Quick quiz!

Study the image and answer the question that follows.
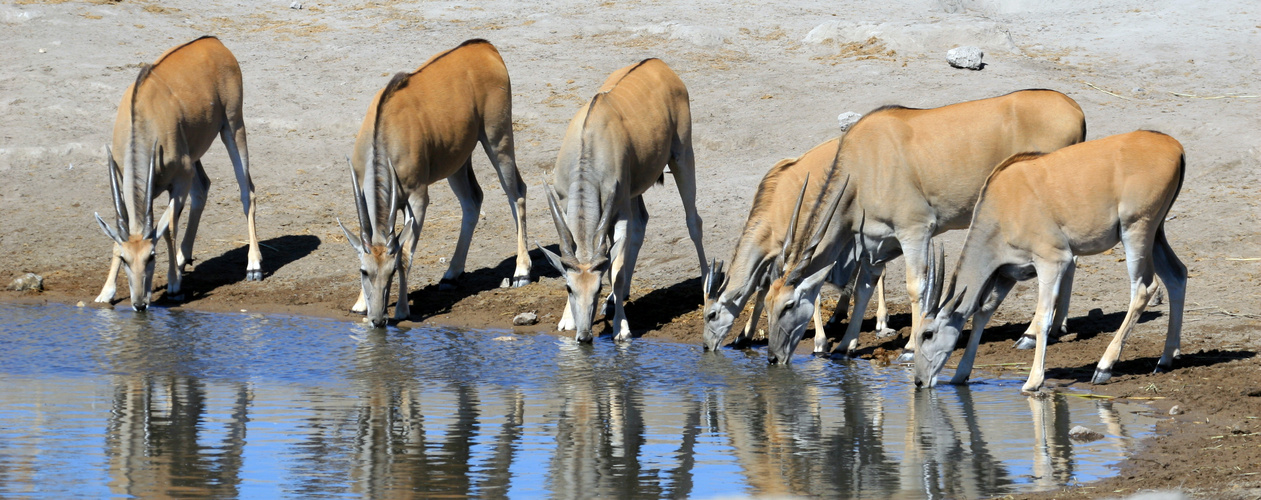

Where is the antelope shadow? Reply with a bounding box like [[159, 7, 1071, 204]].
[[160, 234, 321, 301], [400, 245, 560, 322], [1047, 348, 1257, 384]]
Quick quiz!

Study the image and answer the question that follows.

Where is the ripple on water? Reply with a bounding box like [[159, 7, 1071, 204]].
[[0, 302, 1155, 499]]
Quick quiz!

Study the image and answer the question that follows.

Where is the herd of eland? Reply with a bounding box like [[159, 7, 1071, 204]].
[[92, 37, 1187, 393]]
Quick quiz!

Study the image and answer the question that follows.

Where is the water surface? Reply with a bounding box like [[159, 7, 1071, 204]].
[[0, 303, 1155, 498]]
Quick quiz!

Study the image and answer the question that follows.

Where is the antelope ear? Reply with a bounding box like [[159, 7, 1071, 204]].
[[797, 262, 836, 302], [395, 215, 417, 258], [937, 285, 968, 320], [149, 206, 174, 242], [537, 242, 567, 276], [95, 212, 126, 244], [337, 217, 366, 253]]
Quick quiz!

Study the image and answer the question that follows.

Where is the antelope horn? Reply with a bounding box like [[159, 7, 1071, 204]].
[[385, 156, 400, 234], [592, 190, 619, 257], [105, 145, 128, 236], [789, 174, 849, 281], [704, 258, 725, 299], [924, 240, 946, 314], [780, 173, 810, 267], [544, 184, 577, 260], [347, 156, 372, 246], [143, 142, 159, 234]]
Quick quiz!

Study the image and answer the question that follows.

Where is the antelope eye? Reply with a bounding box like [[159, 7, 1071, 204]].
[[706, 311, 716, 321], [783, 300, 795, 310], [565, 285, 573, 295], [922, 330, 935, 341], [360, 269, 368, 277]]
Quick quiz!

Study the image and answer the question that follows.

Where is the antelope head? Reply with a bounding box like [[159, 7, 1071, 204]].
[[701, 257, 733, 350], [338, 158, 415, 328], [539, 184, 617, 343], [94, 143, 173, 312], [913, 241, 967, 388], [764, 175, 846, 365]]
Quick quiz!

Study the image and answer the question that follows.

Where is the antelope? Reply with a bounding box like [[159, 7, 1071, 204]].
[[339, 39, 533, 328], [762, 89, 1087, 364], [703, 139, 880, 352], [541, 58, 707, 342], [93, 36, 263, 312], [912, 131, 1187, 393]]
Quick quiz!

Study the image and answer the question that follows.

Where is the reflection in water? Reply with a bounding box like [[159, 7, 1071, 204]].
[[0, 303, 1154, 499]]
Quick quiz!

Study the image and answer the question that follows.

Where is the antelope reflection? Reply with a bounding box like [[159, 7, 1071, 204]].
[[343, 328, 526, 498], [99, 310, 251, 498]]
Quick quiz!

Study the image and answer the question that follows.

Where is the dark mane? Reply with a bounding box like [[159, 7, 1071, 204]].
[[979, 152, 1047, 196], [129, 36, 217, 157], [371, 71, 411, 165], [607, 58, 656, 90]]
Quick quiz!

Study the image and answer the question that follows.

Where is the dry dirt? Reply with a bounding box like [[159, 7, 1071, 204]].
[[2, 0, 1260, 498]]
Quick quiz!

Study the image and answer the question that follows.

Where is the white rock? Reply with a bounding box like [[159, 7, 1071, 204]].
[[947, 46, 984, 69], [1068, 425, 1104, 442], [289, 1, 303, 9], [513, 311, 539, 326], [1168, 405, 1183, 415], [7, 273, 42, 292], [837, 112, 863, 132]]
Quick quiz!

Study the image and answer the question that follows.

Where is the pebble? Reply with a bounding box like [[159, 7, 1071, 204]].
[[946, 46, 984, 70], [289, 1, 303, 9], [76, 301, 85, 307], [1068, 425, 1104, 442], [513, 311, 539, 326], [7, 273, 43, 292], [1168, 405, 1182, 415]]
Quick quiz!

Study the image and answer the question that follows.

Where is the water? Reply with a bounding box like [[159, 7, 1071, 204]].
[[0, 303, 1156, 499]]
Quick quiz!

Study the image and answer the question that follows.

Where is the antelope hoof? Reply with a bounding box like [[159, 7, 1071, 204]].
[[511, 275, 531, 288], [557, 317, 575, 331], [1091, 367, 1113, 385], [438, 278, 459, 291], [875, 327, 897, 339], [166, 292, 185, 302], [895, 351, 915, 363], [1153, 362, 1173, 374], [93, 291, 115, 303], [350, 305, 367, 315], [1013, 335, 1036, 350], [730, 337, 752, 350], [246, 269, 263, 281]]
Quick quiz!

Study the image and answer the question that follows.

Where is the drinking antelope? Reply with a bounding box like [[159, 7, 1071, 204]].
[[702, 139, 871, 353], [764, 89, 1087, 364], [542, 58, 707, 342], [93, 36, 263, 312], [340, 39, 532, 328], [912, 131, 1187, 392]]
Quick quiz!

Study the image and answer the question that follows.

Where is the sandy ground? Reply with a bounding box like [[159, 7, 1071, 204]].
[[2, 0, 1260, 497]]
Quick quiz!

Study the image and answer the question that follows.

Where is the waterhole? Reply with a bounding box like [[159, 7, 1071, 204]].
[[0, 303, 1155, 498]]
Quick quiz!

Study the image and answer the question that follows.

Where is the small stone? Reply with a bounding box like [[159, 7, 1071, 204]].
[[837, 112, 863, 132], [946, 46, 984, 70], [493, 336, 516, 341], [7, 273, 43, 292], [500, 278, 511, 288], [1068, 425, 1105, 442], [289, 1, 303, 8], [1168, 405, 1182, 415], [513, 311, 539, 326], [76, 301, 86, 307], [38, 48, 46, 54]]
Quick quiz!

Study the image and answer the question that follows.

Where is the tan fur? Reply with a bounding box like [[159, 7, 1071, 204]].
[[95, 36, 262, 310], [913, 131, 1187, 392], [826, 90, 1087, 357], [546, 59, 707, 342], [705, 138, 864, 353], [344, 39, 532, 327]]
